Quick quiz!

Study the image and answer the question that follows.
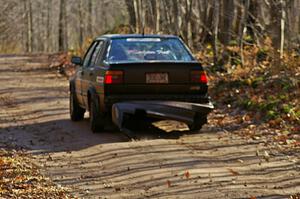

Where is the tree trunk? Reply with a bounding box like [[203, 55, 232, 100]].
[[186, 0, 193, 49], [58, 0, 67, 51], [173, 0, 180, 35], [87, 0, 93, 38], [280, 0, 286, 58], [162, 0, 172, 34], [239, 0, 250, 67], [270, 0, 282, 66], [198, 0, 211, 45], [212, 0, 220, 67], [155, 0, 161, 33], [38, 3, 44, 52], [46, 0, 51, 52], [147, 0, 155, 32], [221, 0, 235, 65], [133, 0, 141, 33], [221, 0, 234, 45], [78, 0, 84, 49], [125, 0, 136, 32], [25, 0, 33, 53], [140, 0, 146, 33]]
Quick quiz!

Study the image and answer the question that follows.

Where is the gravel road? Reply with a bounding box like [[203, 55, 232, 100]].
[[0, 55, 299, 198]]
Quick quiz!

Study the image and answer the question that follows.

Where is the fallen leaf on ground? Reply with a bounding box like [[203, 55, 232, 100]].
[[47, 155, 53, 161], [227, 168, 240, 175], [184, 171, 190, 179], [166, 180, 171, 187], [263, 151, 270, 162]]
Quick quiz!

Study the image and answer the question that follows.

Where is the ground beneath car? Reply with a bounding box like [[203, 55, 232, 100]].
[[0, 54, 299, 198]]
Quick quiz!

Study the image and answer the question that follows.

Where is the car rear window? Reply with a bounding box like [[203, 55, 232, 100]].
[[106, 37, 194, 62]]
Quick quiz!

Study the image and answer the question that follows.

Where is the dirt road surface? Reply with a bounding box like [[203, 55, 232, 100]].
[[0, 55, 299, 198]]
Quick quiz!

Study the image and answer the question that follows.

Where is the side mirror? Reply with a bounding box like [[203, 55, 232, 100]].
[[71, 56, 82, 65]]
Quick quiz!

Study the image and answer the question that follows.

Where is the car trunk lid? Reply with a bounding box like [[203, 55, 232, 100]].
[[105, 61, 208, 95]]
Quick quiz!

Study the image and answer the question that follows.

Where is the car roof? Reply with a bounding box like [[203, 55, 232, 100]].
[[96, 34, 180, 40]]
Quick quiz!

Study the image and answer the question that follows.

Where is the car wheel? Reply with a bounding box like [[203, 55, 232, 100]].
[[188, 114, 207, 131], [70, 92, 85, 121], [89, 95, 105, 133]]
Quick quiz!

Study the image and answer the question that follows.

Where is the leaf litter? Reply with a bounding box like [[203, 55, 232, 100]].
[[0, 148, 71, 198]]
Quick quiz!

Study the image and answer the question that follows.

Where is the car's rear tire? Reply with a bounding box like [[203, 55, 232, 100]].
[[89, 95, 105, 133], [70, 92, 85, 121], [188, 113, 207, 131]]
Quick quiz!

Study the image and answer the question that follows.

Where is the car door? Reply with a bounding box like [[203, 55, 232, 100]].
[[78, 41, 98, 106], [81, 40, 105, 107]]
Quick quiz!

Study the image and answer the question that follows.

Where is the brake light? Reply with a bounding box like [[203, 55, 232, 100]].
[[104, 70, 123, 84], [191, 71, 208, 84]]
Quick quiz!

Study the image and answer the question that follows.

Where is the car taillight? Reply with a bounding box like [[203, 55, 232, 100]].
[[190, 71, 208, 84], [105, 70, 123, 84]]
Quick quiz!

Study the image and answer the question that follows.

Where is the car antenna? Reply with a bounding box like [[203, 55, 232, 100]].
[[179, 34, 184, 41], [142, 23, 145, 37], [142, 25, 145, 37]]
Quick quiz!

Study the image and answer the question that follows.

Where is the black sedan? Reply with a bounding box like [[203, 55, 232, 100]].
[[69, 34, 213, 132]]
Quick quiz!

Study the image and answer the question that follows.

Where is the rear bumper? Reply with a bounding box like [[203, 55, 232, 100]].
[[111, 100, 214, 129], [105, 94, 210, 107]]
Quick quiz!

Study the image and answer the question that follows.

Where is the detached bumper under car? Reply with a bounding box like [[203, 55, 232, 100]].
[[111, 100, 214, 130]]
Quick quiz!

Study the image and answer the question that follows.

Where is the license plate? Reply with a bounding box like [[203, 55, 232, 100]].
[[146, 73, 169, 84]]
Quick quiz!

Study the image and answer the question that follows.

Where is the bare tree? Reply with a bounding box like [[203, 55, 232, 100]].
[[1, 0, 300, 56], [87, 0, 92, 38], [78, 0, 84, 48], [133, 0, 141, 33], [212, 0, 220, 66], [280, 0, 286, 58], [58, 0, 67, 51], [125, 0, 136, 32], [239, 0, 250, 67], [269, 0, 284, 65], [24, 0, 33, 52], [155, 0, 161, 33], [46, 0, 52, 52]]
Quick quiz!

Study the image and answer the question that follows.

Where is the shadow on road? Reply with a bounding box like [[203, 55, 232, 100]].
[[2, 114, 211, 155]]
